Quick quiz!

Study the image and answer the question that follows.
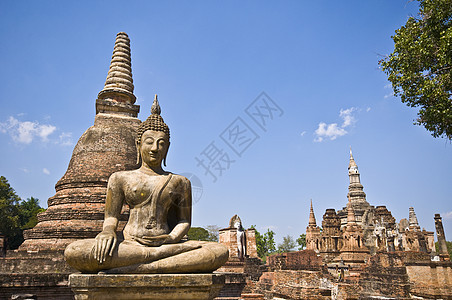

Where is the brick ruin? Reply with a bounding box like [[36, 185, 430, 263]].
[[218, 215, 258, 262], [216, 215, 263, 299], [237, 150, 451, 299], [305, 150, 442, 262]]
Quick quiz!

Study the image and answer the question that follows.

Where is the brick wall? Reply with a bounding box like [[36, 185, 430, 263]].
[[266, 250, 322, 271]]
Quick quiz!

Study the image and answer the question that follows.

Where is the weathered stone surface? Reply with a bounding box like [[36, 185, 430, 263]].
[[0, 251, 74, 299], [320, 208, 342, 261], [359, 252, 411, 299], [0, 273, 72, 300], [69, 273, 225, 300], [240, 293, 264, 300], [20, 113, 140, 252], [251, 269, 337, 300], [266, 250, 322, 272], [337, 149, 373, 229], [435, 213, 450, 260], [97, 32, 139, 117], [214, 272, 247, 299], [305, 202, 322, 254]]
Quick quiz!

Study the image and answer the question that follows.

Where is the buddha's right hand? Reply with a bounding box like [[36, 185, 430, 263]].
[[93, 231, 117, 264]]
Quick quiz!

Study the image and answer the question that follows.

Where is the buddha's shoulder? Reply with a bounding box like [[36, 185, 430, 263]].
[[170, 173, 191, 186]]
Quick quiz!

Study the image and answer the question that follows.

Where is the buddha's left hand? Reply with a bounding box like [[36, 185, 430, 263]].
[[138, 234, 175, 246], [94, 230, 117, 263]]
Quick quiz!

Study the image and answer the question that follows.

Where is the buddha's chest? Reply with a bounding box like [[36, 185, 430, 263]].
[[122, 175, 181, 208]]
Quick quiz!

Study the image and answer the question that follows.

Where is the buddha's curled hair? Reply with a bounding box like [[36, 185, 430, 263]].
[[136, 95, 170, 145]]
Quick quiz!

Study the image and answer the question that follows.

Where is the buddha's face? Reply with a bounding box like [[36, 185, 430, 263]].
[[234, 221, 242, 229], [139, 130, 169, 167]]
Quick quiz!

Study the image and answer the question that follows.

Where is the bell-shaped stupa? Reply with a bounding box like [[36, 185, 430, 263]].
[[20, 32, 141, 251]]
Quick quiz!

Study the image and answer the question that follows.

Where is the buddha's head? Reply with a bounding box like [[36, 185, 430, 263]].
[[234, 220, 243, 231], [136, 95, 170, 167]]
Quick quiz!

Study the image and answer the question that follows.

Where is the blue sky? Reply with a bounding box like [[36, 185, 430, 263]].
[[0, 1, 451, 244]]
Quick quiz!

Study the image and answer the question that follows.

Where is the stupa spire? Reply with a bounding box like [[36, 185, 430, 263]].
[[348, 146, 358, 176], [96, 32, 139, 117], [409, 207, 420, 231], [347, 148, 367, 206], [309, 199, 317, 227]]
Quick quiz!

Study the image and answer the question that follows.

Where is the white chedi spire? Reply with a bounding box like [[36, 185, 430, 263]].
[[349, 146, 359, 175]]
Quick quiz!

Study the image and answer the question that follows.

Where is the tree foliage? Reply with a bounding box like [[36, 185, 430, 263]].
[[205, 225, 220, 242], [187, 226, 219, 242], [277, 235, 297, 253], [19, 197, 45, 230], [251, 225, 276, 259], [296, 233, 306, 250], [379, 0, 452, 139], [187, 227, 210, 241], [0, 176, 21, 249], [0, 176, 44, 249]]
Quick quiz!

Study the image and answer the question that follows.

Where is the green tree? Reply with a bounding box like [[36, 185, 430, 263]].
[[0, 176, 21, 249], [0, 177, 44, 249], [435, 241, 452, 257], [379, 0, 452, 139], [277, 235, 296, 253], [19, 197, 45, 230], [296, 233, 306, 250], [251, 225, 276, 260], [187, 227, 210, 241]]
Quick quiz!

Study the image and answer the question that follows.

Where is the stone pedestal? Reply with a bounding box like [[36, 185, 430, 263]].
[[69, 273, 225, 300]]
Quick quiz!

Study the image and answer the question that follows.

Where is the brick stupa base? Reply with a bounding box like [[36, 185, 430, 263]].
[[69, 273, 225, 300]]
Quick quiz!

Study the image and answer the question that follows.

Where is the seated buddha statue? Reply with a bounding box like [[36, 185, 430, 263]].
[[64, 96, 228, 273]]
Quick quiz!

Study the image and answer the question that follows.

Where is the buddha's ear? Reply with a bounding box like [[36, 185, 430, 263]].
[[135, 139, 141, 165], [163, 142, 170, 167]]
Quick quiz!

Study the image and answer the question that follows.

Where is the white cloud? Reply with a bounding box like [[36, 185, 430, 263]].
[[0, 116, 56, 144], [300, 131, 306, 137], [36, 124, 56, 142], [443, 211, 452, 220], [384, 92, 394, 99], [58, 132, 74, 146], [340, 107, 356, 127], [20, 168, 30, 173], [314, 107, 358, 142], [314, 123, 347, 142], [366, 107, 371, 112], [384, 83, 395, 99], [43, 168, 50, 175]]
